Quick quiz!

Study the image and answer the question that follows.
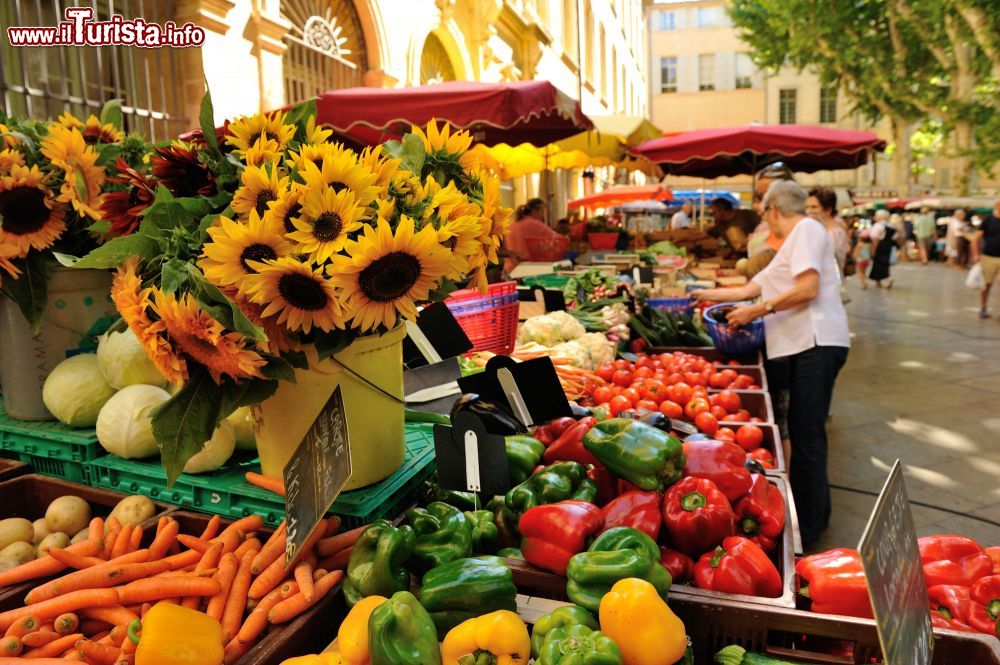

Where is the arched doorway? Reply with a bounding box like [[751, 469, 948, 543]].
[[420, 33, 457, 85], [282, 0, 368, 103]]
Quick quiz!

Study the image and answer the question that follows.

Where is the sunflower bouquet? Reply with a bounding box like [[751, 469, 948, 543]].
[[0, 102, 150, 329], [72, 91, 511, 482]]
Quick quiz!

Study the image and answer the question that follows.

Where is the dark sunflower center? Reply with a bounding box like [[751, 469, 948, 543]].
[[312, 212, 343, 242], [263, 130, 279, 142], [283, 202, 302, 234], [277, 272, 329, 311], [330, 180, 347, 194], [239, 243, 277, 273], [255, 189, 276, 217], [0, 186, 50, 235], [127, 186, 145, 208], [358, 251, 422, 303]]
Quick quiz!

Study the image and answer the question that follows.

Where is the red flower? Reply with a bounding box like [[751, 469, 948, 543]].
[[101, 157, 157, 236], [151, 143, 216, 198]]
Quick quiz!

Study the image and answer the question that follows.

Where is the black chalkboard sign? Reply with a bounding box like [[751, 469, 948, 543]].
[[858, 460, 934, 665], [283, 385, 353, 568]]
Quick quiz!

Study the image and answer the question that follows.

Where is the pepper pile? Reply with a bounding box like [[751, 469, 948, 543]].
[[798, 537, 1000, 637]]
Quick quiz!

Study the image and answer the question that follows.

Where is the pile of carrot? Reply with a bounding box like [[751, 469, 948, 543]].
[[0, 512, 368, 665]]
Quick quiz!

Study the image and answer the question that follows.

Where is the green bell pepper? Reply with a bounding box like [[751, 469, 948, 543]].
[[431, 486, 481, 512], [502, 461, 599, 527], [344, 519, 415, 607], [530, 605, 599, 657], [367, 590, 442, 665], [583, 418, 685, 491], [417, 556, 518, 638], [566, 526, 672, 613], [536, 624, 623, 665], [506, 434, 546, 485], [497, 547, 523, 559], [405, 501, 473, 573], [464, 510, 499, 555]]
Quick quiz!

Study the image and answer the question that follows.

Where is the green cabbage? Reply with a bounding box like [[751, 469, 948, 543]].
[[42, 354, 117, 427], [97, 329, 168, 389], [96, 385, 171, 459]]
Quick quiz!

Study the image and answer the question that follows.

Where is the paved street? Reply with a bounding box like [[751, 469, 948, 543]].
[[817, 261, 1000, 551]]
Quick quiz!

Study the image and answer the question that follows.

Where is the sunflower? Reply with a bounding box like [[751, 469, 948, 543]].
[[388, 169, 428, 216], [284, 142, 340, 174], [56, 112, 84, 130], [244, 257, 344, 334], [287, 186, 365, 262], [0, 124, 22, 150], [151, 142, 217, 197], [111, 257, 187, 384], [0, 164, 66, 255], [80, 115, 124, 144], [228, 290, 299, 355], [101, 157, 157, 236], [0, 149, 25, 173], [39, 125, 105, 220], [232, 164, 288, 219], [243, 137, 282, 168], [358, 145, 401, 189], [199, 209, 294, 294], [411, 119, 473, 155], [263, 187, 303, 235], [151, 288, 266, 384], [304, 116, 333, 144], [0, 241, 21, 286], [225, 110, 296, 155], [329, 215, 450, 332], [298, 150, 381, 208]]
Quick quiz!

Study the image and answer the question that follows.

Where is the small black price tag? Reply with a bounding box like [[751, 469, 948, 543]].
[[517, 287, 566, 313], [457, 355, 572, 427], [433, 412, 509, 497], [283, 385, 352, 569], [402, 301, 472, 368]]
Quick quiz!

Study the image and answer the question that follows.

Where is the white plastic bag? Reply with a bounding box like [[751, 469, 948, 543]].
[[966, 263, 985, 289]]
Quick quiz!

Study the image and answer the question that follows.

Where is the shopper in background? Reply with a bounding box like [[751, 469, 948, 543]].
[[806, 187, 849, 274], [693, 180, 850, 548], [945, 209, 969, 268], [708, 197, 758, 254], [954, 209, 972, 268], [670, 201, 694, 230], [914, 206, 937, 264], [976, 200, 1000, 319], [852, 231, 873, 290], [889, 213, 907, 263], [502, 198, 559, 275], [748, 163, 795, 256], [868, 209, 895, 289]]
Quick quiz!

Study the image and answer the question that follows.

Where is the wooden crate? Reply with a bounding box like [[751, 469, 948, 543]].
[[650, 346, 764, 367], [0, 458, 28, 483]]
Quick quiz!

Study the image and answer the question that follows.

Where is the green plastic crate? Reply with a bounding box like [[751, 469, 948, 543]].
[[520, 273, 571, 290], [0, 403, 102, 484], [88, 422, 438, 528]]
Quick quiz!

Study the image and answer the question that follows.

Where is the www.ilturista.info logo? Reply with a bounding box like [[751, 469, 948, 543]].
[[7, 7, 205, 48]]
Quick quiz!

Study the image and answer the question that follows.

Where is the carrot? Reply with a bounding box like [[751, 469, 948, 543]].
[[176, 534, 211, 553], [110, 525, 133, 560], [235, 587, 282, 646], [102, 519, 122, 560], [0, 590, 119, 631], [78, 620, 108, 637], [278, 580, 299, 599], [251, 523, 286, 575], [180, 541, 223, 609], [34, 622, 55, 634], [214, 529, 242, 555], [21, 631, 59, 648], [315, 525, 367, 558], [4, 615, 40, 638], [245, 472, 285, 496], [247, 552, 286, 601], [147, 519, 178, 560], [53, 614, 78, 636], [293, 560, 315, 603], [79, 608, 137, 628], [0, 539, 101, 587], [161, 549, 201, 571], [324, 516, 342, 537], [127, 526, 142, 554], [0, 637, 20, 657], [267, 570, 343, 624], [0, 659, 69, 664], [88, 518, 104, 545], [223, 636, 251, 665], [116, 577, 219, 605], [76, 639, 119, 664], [92, 631, 112, 643], [233, 537, 261, 560], [199, 516, 222, 541], [26, 561, 171, 604], [106, 550, 150, 566], [220, 550, 255, 643], [47, 548, 103, 570], [205, 553, 239, 621], [317, 545, 352, 572], [20, 632, 82, 658], [221, 515, 264, 541]]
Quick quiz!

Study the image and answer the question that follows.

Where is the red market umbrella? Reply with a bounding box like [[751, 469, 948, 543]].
[[315, 80, 593, 147], [567, 184, 673, 210], [631, 124, 886, 178]]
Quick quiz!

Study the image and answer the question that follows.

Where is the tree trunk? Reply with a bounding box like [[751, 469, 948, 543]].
[[890, 118, 913, 196], [950, 119, 974, 195]]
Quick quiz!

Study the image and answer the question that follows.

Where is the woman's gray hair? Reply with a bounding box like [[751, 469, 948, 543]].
[[761, 179, 807, 215], [874, 209, 890, 221]]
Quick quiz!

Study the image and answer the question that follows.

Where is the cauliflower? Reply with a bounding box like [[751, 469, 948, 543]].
[[577, 332, 615, 368], [517, 312, 586, 346], [551, 340, 593, 369]]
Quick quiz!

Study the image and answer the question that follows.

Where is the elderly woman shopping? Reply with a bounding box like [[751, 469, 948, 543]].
[[694, 180, 850, 549]]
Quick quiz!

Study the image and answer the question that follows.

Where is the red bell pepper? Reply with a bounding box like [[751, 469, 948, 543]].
[[928, 584, 972, 625], [659, 546, 695, 583], [694, 536, 782, 598], [682, 439, 752, 502], [661, 476, 734, 558], [519, 500, 604, 576], [732, 474, 784, 552], [746, 447, 776, 470], [533, 417, 577, 446], [969, 575, 1000, 635], [795, 548, 873, 618], [986, 546, 1000, 575], [918, 535, 992, 587], [543, 417, 599, 465], [601, 490, 662, 541], [587, 464, 617, 507], [931, 613, 976, 632]]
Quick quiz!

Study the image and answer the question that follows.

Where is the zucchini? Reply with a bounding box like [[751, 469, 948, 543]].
[[404, 408, 451, 425], [715, 644, 812, 665]]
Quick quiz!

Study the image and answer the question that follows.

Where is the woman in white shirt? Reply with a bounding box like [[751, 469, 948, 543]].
[[694, 180, 850, 548]]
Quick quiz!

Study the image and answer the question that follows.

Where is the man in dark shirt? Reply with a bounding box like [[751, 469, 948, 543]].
[[707, 198, 759, 253], [977, 200, 1000, 319]]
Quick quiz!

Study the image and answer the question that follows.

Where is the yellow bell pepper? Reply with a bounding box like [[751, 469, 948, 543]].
[[279, 654, 344, 665], [599, 578, 686, 665], [135, 603, 223, 665], [337, 594, 387, 665], [441, 610, 531, 665]]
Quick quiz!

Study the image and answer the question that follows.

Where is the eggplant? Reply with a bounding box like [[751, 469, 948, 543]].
[[450, 393, 527, 435]]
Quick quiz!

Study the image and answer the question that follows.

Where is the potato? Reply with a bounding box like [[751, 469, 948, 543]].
[[0, 556, 19, 573], [32, 519, 52, 546], [37, 532, 70, 558], [45, 496, 91, 536], [0, 518, 34, 551], [70, 527, 89, 545], [108, 495, 155, 527], [0, 541, 35, 565]]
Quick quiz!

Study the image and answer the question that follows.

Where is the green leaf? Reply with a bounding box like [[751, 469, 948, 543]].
[[87, 220, 111, 234], [160, 259, 190, 294], [72, 233, 154, 269], [0, 252, 55, 332], [383, 140, 403, 159], [177, 196, 211, 219], [398, 132, 426, 176], [219, 377, 277, 420], [152, 365, 222, 486], [283, 350, 309, 370], [185, 264, 266, 341], [261, 355, 296, 383], [313, 328, 356, 361], [199, 87, 219, 155], [1, 131, 34, 151], [285, 98, 319, 142], [100, 99, 124, 130], [52, 252, 79, 268]]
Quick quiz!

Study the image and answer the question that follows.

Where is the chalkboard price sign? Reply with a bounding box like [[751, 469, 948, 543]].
[[858, 460, 934, 665], [283, 385, 353, 568]]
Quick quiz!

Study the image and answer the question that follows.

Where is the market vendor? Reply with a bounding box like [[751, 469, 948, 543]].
[[706, 198, 759, 253], [693, 180, 850, 549], [502, 198, 562, 275]]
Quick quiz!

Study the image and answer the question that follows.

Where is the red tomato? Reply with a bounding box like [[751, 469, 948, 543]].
[[708, 372, 729, 389], [748, 384, 762, 390], [692, 386, 709, 398], [610, 385, 624, 396], [621, 388, 642, 406], [670, 382, 693, 405], [694, 411, 719, 436], [608, 395, 632, 416], [665, 373, 684, 386], [721, 413, 745, 423], [614, 359, 632, 370], [685, 372, 707, 387], [684, 397, 711, 420], [716, 427, 736, 442], [728, 360, 741, 366], [612, 370, 633, 387], [639, 380, 668, 402], [750, 417, 764, 423], [734, 409, 752, 422], [716, 391, 742, 414], [595, 363, 615, 382], [635, 356, 655, 370], [636, 399, 659, 412], [659, 400, 684, 419], [592, 386, 613, 404], [735, 424, 765, 451], [720, 369, 738, 385], [707, 394, 720, 407], [734, 375, 755, 389], [633, 366, 654, 380], [710, 405, 729, 420]]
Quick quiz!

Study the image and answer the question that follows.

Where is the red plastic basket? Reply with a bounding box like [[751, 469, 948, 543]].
[[525, 235, 569, 261], [446, 281, 516, 303], [588, 232, 619, 250], [445, 281, 520, 354]]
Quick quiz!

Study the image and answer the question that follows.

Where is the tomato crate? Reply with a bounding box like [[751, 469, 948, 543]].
[[713, 365, 767, 391], [88, 422, 437, 529], [649, 346, 764, 367], [717, 422, 785, 475], [0, 403, 104, 484]]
